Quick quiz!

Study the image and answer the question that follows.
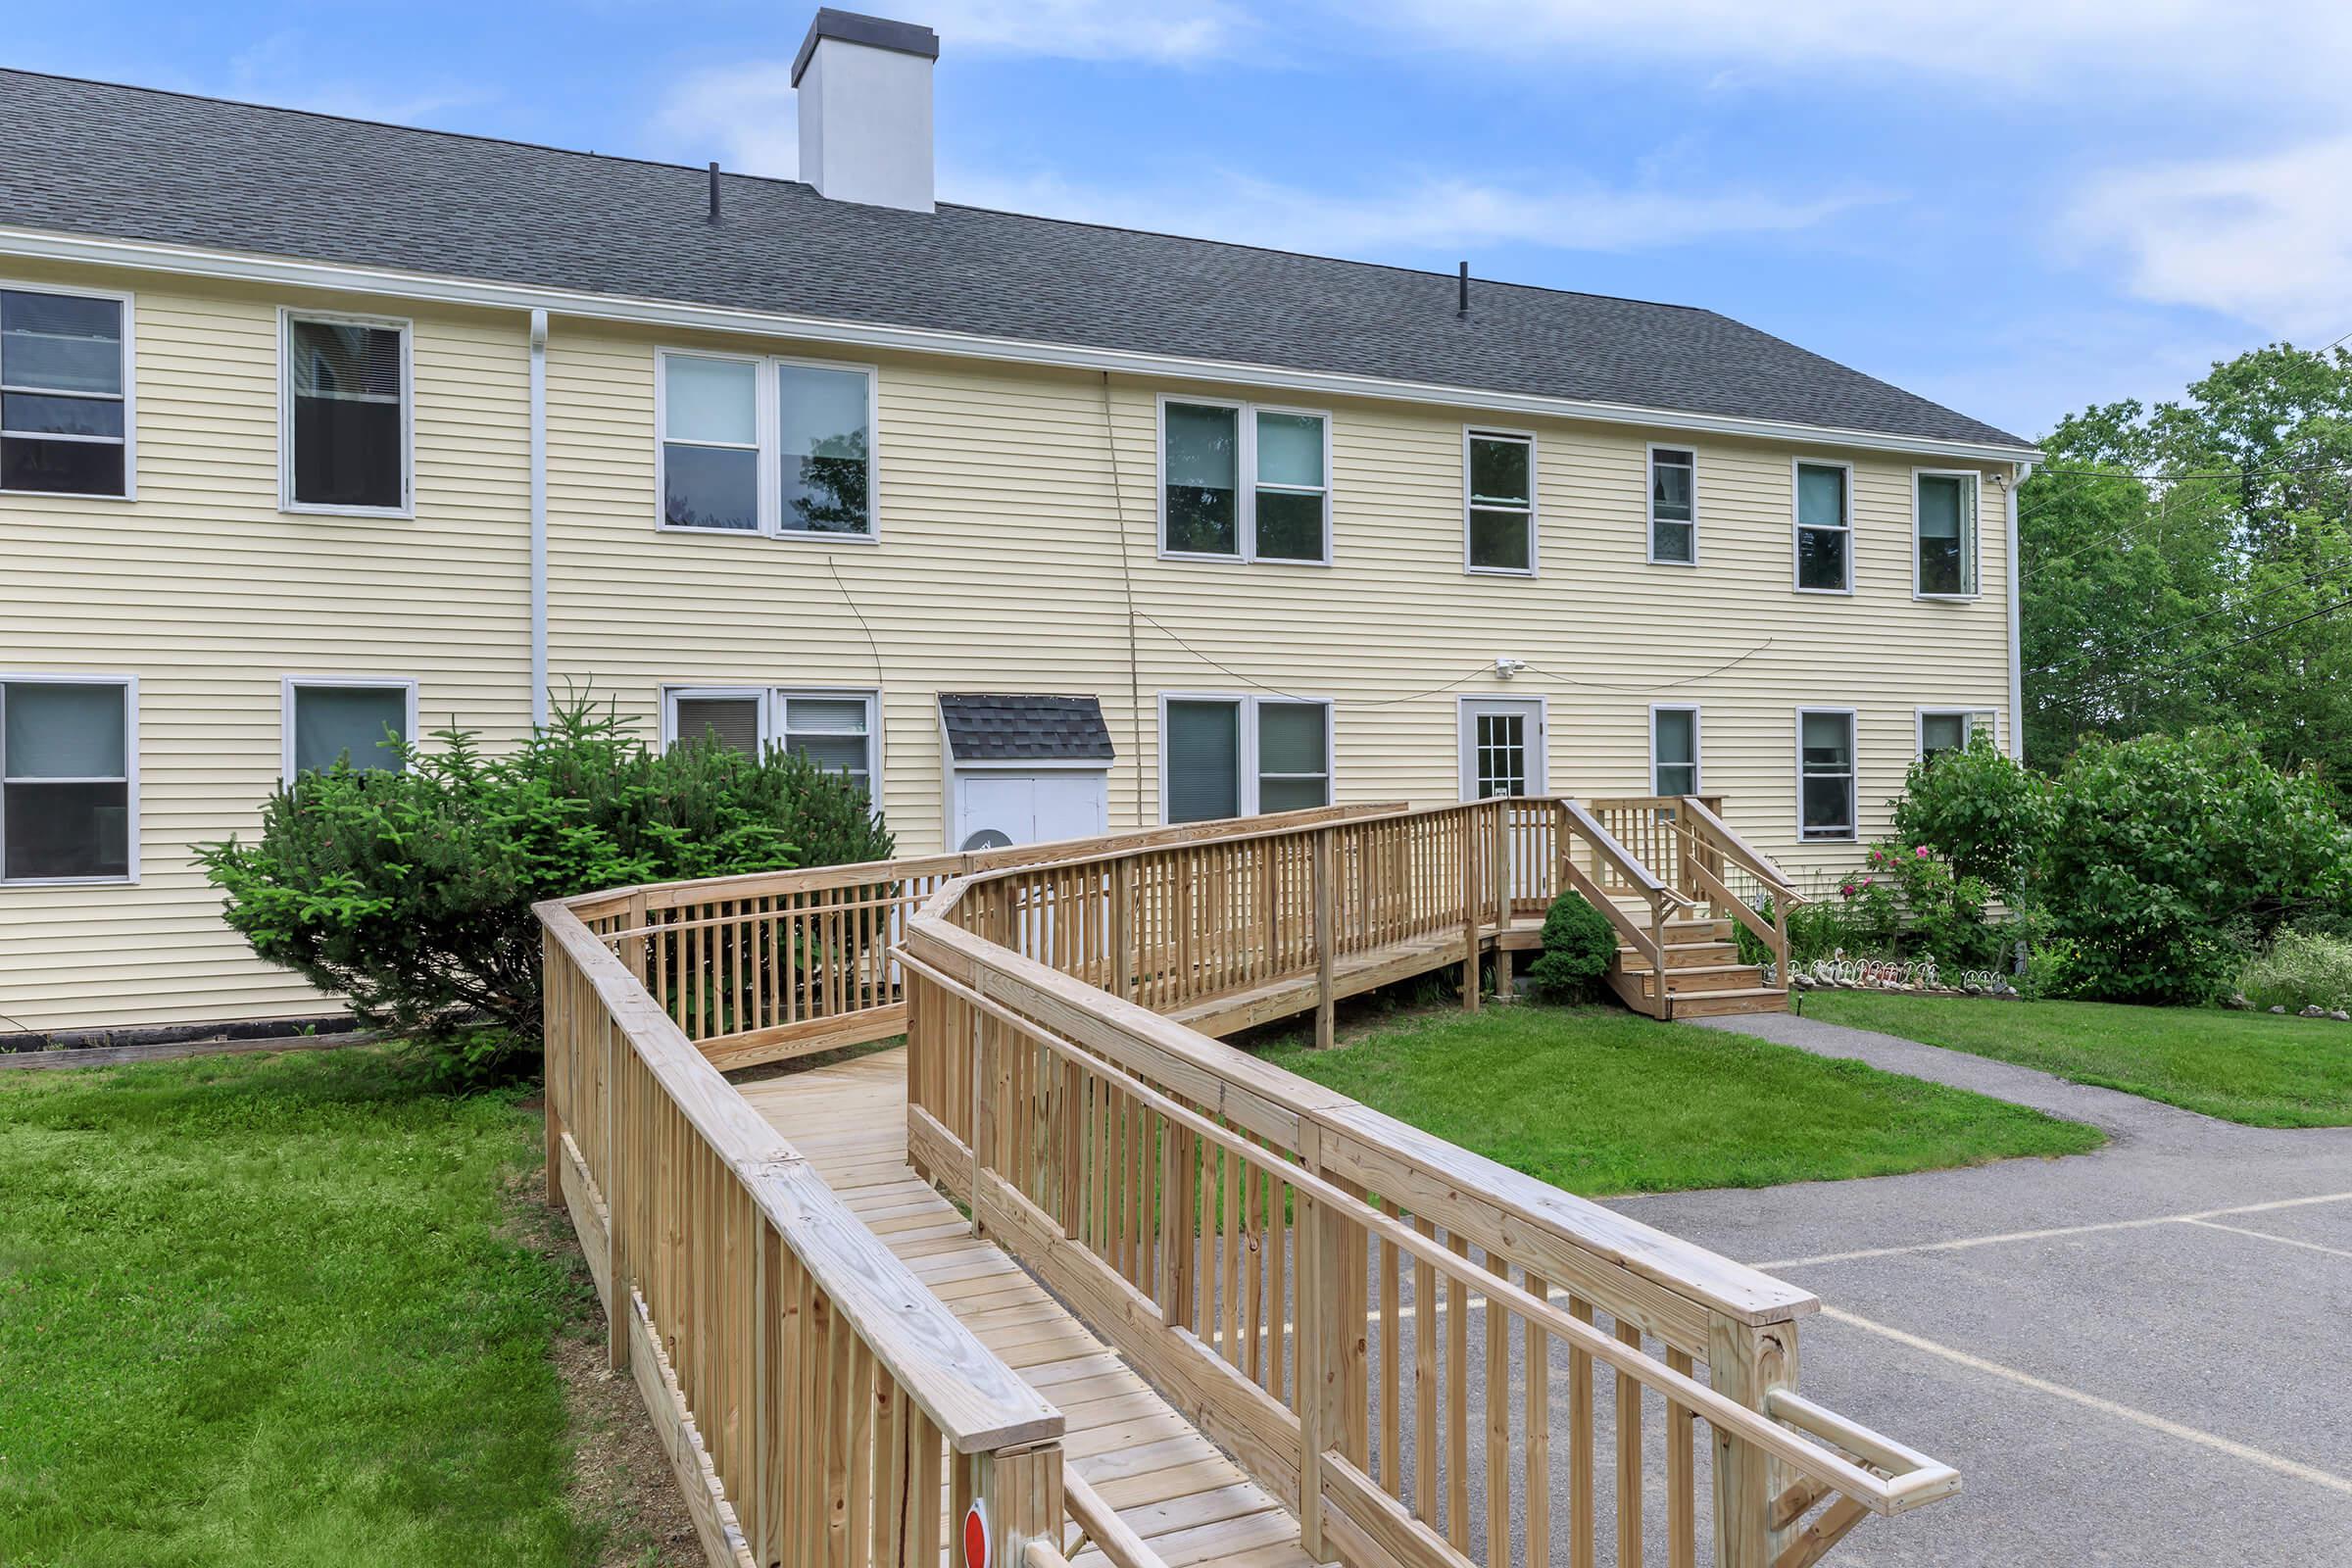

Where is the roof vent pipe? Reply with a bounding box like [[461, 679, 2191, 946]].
[[708, 162, 721, 223], [1457, 261, 1470, 319]]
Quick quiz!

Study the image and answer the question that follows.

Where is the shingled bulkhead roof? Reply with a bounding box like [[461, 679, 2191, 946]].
[[0, 69, 2032, 452]]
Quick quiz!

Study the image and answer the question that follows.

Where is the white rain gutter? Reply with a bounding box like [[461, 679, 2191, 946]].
[[0, 225, 2045, 468], [529, 308, 549, 726], [2007, 460, 2034, 759]]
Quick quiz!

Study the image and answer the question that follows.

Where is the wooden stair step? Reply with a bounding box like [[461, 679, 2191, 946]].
[[1617, 941, 1741, 970], [1667, 986, 1790, 1018]]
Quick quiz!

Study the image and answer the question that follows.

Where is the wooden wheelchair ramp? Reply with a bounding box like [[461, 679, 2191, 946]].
[[744, 1050, 1316, 1568]]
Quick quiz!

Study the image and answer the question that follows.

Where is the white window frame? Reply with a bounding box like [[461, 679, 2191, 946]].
[[1649, 704, 1702, 797], [1915, 708, 1989, 760], [1156, 691, 1336, 821], [1646, 442, 1698, 567], [1911, 466, 1983, 601], [1155, 394, 1333, 566], [279, 675, 420, 784], [660, 684, 884, 790], [1791, 458, 1854, 596], [1795, 706, 1859, 842], [0, 671, 139, 886], [279, 307, 414, 518], [1462, 425, 1538, 577], [0, 279, 136, 502], [654, 350, 880, 543]]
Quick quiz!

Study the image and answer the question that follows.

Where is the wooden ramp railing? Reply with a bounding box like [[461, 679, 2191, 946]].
[[539, 796, 1946, 1568], [900, 799, 1956, 1568]]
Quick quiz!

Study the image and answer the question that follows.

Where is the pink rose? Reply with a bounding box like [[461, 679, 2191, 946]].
[[1914, 846, 1931, 858]]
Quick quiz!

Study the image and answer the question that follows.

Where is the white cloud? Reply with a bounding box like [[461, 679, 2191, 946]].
[[2065, 135, 2352, 340], [1347, 0, 2352, 100], [944, 166, 1879, 257], [655, 62, 800, 178], [225, 32, 488, 124], [919, 0, 1251, 63]]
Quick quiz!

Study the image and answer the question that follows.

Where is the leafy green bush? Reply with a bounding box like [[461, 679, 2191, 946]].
[[1889, 736, 2055, 897], [201, 700, 893, 1078], [2040, 729, 2352, 1004], [1526, 891, 1621, 1004], [2238, 927, 2352, 1012]]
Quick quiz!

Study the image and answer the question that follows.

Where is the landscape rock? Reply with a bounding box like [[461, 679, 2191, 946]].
[[2271, 1005, 2287, 1014], [2223, 992, 2253, 1011], [2301, 1004, 2327, 1017], [2332, 1010, 2351, 1023]]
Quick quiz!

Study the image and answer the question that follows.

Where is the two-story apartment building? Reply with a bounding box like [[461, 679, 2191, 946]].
[[0, 10, 2039, 1035]]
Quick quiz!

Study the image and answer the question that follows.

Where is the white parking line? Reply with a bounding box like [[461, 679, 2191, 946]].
[[2177, 1216, 2352, 1262], [1753, 1191, 2352, 1269], [1821, 1306, 2352, 1498]]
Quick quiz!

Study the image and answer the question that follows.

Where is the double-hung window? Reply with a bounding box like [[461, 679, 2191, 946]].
[[1649, 446, 1696, 564], [1160, 400, 1330, 564], [1, 286, 131, 498], [1793, 461, 1852, 593], [1465, 429, 1535, 573], [1918, 710, 1979, 759], [1651, 706, 1700, 797], [1, 676, 135, 883], [663, 686, 880, 801], [284, 312, 409, 514], [1797, 709, 1857, 841], [659, 351, 876, 537], [283, 677, 416, 781], [1914, 470, 1980, 597], [1161, 694, 1332, 823]]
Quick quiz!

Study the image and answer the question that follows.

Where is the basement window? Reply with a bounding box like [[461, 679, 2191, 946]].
[[1, 676, 135, 883], [1465, 430, 1535, 574], [1, 286, 131, 498], [1160, 399, 1330, 564], [284, 678, 416, 781], [1161, 694, 1332, 823], [283, 312, 410, 514], [663, 686, 880, 802]]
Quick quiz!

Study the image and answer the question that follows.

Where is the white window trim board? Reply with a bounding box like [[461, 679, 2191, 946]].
[[1454, 693, 1549, 800], [1794, 705, 1860, 841], [278, 306, 415, 518], [1911, 466, 1984, 602], [1154, 393, 1334, 567], [653, 348, 881, 544], [1644, 442, 1698, 568], [1648, 703, 1702, 796], [0, 277, 138, 503], [1156, 690, 1336, 821], [1790, 456, 1855, 596], [1462, 425, 1539, 578], [0, 670, 140, 886], [279, 674, 421, 785]]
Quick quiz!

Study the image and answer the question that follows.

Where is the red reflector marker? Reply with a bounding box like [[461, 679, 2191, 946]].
[[963, 1499, 991, 1568]]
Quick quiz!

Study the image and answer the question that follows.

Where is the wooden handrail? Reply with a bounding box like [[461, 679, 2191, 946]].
[[1560, 798, 1683, 903], [537, 897, 1061, 1454], [1681, 795, 1804, 900]]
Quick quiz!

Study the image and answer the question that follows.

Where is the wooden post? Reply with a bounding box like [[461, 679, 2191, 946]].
[[1710, 1314, 1800, 1568], [1460, 812, 1482, 1011], [1311, 829, 1337, 1050], [978, 1442, 1064, 1568]]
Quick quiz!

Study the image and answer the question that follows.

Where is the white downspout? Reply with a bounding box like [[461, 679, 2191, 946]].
[[2006, 460, 2033, 760], [529, 310, 550, 733]]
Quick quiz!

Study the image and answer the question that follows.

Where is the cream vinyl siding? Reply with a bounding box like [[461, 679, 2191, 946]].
[[3, 260, 2010, 1031], [0, 260, 530, 1031]]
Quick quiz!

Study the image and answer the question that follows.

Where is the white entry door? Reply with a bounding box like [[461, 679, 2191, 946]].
[[1459, 699, 1545, 801]]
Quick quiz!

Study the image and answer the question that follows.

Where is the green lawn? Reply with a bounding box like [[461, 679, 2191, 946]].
[[1802, 992, 2352, 1128], [1256, 1004, 2102, 1196], [0, 1048, 597, 1567]]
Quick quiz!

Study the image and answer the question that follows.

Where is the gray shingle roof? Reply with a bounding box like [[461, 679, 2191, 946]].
[[0, 69, 2031, 451], [940, 695, 1115, 763]]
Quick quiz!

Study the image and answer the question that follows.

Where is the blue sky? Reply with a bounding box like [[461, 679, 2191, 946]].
[[13, 1, 2352, 440]]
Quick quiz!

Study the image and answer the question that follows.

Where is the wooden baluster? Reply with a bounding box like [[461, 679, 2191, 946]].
[[1242, 1154, 1265, 1386], [1569, 1295, 1595, 1568], [1666, 1348, 1697, 1568], [1446, 1232, 1470, 1551], [1379, 1200, 1401, 1499], [1617, 1318, 1644, 1568], [1484, 1250, 1511, 1565], [1525, 1271, 1550, 1568], [1222, 1141, 1243, 1368], [1414, 1215, 1439, 1529]]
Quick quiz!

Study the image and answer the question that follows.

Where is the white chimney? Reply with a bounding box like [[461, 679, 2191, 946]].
[[794, 9, 939, 214]]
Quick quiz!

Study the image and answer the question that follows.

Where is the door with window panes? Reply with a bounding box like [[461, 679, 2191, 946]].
[[1459, 699, 1544, 801]]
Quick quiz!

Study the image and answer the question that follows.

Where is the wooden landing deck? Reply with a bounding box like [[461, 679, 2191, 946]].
[[742, 1049, 1319, 1568]]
